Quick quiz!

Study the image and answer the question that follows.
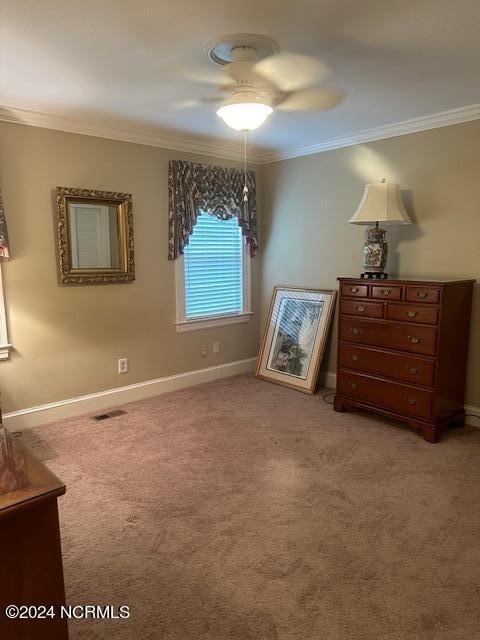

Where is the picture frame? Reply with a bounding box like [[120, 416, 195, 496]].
[[56, 186, 135, 285], [255, 286, 337, 394]]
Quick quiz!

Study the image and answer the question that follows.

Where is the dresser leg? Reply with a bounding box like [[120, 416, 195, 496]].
[[333, 396, 347, 413], [422, 425, 439, 443]]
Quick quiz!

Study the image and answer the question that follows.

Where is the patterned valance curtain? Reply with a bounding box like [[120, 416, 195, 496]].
[[168, 160, 257, 260], [0, 190, 10, 259]]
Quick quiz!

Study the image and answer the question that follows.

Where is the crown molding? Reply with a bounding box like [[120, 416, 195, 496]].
[[2, 102, 480, 167], [257, 103, 480, 164], [0, 105, 266, 164]]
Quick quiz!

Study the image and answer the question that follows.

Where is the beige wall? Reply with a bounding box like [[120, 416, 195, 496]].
[[261, 120, 480, 406], [0, 122, 260, 412], [2, 118, 479, 414]]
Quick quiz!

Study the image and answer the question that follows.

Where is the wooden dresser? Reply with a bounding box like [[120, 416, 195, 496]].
[[334, 278, 474, 442], [0, 427, 69, 639]]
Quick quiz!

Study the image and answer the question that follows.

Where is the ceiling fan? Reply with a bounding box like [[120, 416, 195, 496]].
[[181, 33, 344, 132]]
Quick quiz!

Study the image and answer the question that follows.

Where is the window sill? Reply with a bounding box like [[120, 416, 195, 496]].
[[176, 312, 253, 333], [0, 344, 13, 361]]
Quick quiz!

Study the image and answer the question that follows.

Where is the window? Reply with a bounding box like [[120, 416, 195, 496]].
[[175, 212, 252, 332], [0, 265, 11, 360]]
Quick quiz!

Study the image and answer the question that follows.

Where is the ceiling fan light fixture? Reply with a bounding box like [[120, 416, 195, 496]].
[[216, 92, 273, 131]]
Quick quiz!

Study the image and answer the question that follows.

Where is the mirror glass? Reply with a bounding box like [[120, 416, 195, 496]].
[[56, 187, 134, 284], [68, 202, 120, 269]]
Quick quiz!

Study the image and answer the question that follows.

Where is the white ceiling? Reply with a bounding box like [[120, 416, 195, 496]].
[[2, 0, 480, 160]]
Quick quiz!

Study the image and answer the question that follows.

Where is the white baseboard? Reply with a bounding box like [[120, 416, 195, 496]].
[[464, 404, 480, 422], [4, 360, 478, 432], [3, 357, 257, 431], [323, 370, 480, 426]]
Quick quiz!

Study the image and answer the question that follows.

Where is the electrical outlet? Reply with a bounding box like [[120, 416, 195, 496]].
[[118, 357, 129, 374], [200, 345, 208, 358], [212, 341, 220, 354]]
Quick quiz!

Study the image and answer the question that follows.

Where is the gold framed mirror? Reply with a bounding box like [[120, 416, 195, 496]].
[[56, 187, 135, 284]]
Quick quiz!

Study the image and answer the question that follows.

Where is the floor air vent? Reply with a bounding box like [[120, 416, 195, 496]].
[[92, 409, 127, 422]]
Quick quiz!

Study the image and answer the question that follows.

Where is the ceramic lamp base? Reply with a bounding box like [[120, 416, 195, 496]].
[[362, 224, 388, 276]]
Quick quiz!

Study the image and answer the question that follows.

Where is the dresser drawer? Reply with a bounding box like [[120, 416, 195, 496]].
[[339, 317, 437, 355], [371, 285, 402, 300], [338, 370, 433, 420], [386, 303, 439, 325], [338, 344, 435, 386], [405, 286, 440, 304], [340, 300, 384, 319], [340, 283, 368, 298]]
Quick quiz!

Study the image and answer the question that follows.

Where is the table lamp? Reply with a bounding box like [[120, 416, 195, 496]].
[[348, 179, 412, 279]]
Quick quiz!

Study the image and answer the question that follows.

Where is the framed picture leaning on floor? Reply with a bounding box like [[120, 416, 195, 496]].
[[255, 286, 336, 394]]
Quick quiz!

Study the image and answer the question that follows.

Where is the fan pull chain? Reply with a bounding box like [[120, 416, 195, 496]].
[[243, 131, 249, 215]]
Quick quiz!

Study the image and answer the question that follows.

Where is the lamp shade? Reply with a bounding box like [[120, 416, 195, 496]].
[[348, 182, 412, 225]]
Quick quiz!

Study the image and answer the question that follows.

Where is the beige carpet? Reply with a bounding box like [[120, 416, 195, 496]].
[[22, 374, 480, 640]]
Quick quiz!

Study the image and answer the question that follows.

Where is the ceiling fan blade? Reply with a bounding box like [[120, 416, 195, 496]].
[[181, 68, 232, 89], [147, 95, 225, 111], [174, 97, 223, 109], [254, 52, 331, 92], [276, 88, 344, 112]]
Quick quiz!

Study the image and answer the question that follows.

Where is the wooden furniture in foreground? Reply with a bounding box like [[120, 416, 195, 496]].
[[334, 278, 475, 442], [0, 427, 69, 639]]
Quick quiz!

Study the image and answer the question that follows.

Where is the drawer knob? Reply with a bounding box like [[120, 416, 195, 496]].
[[417, 291, 428, 299], [406, 366, 420, 374], [350, 354, 359, 362], [381, 289, 391, 296], [356, 305, 366, 312], [408, 335, 421, 344], [406, 311, 417, 318], [351, 327, 360, 335], [351, 287, 359, 293], [406, 397, 418, 405], [348, 381, 358, 390]]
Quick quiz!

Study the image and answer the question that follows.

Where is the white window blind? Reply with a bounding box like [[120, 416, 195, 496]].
[[184, 212, 244, 319], [0, 264, 10, 359]]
